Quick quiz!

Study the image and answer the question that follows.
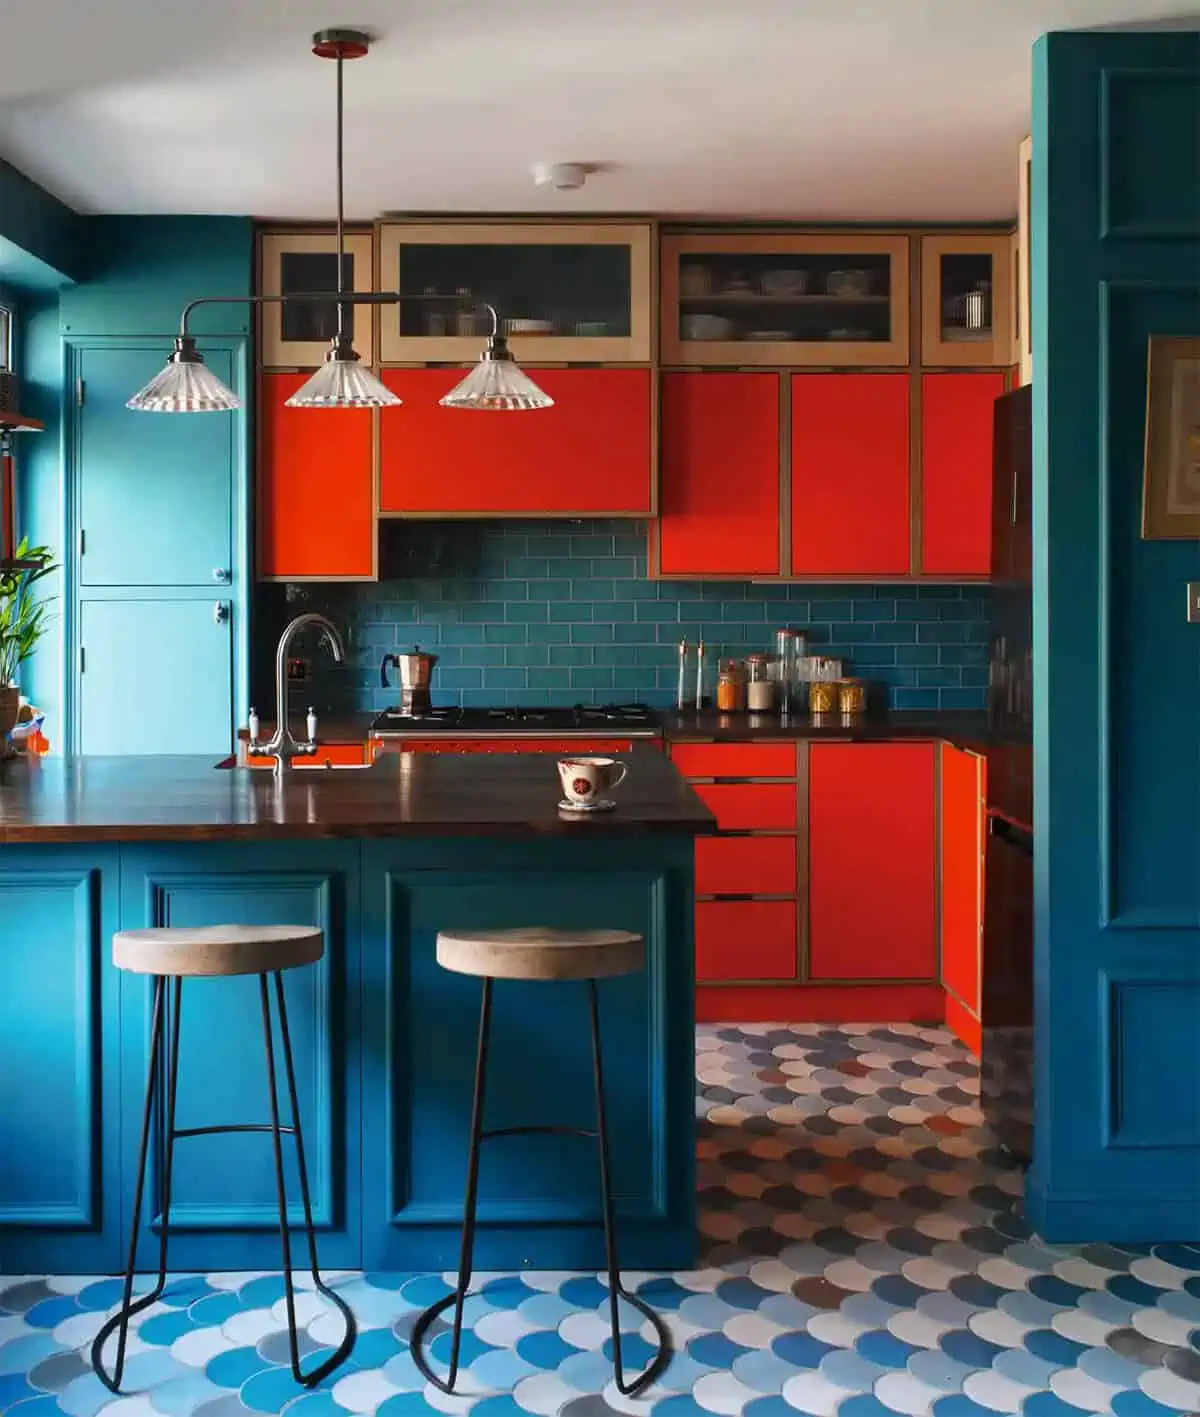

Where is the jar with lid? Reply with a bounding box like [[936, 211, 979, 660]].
[[809, 679, 838, 716], [716, 658, 746, 713], [837, 678, 867, 717], [746, 653, 776, 712], [774, 629, 808, 714]]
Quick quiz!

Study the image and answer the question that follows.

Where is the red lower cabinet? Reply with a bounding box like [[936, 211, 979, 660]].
[[808, 742, 938, 981], [378, 368, 653, 516], [940, 744, 985, 1053], [696, 901, 797, 982]]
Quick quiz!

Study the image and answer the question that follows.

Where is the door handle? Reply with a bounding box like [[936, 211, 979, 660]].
[[212, 568, 231, 584], [214, 602, 230, 626]]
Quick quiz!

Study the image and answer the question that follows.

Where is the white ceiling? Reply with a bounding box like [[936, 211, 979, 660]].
[[1, 0, 1197, 222]]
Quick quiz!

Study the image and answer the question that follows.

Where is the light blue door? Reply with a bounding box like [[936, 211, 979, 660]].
[[79, 599, 233, 754], [75, 344, 235, 588]]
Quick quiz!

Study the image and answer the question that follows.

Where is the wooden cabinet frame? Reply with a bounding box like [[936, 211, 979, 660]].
[[1016, 137, 1033, 384], [258, 229, 376, 369], [376, 220, 654, 364], [920, 233, 1015, 367], [661, 232, 911, 366]]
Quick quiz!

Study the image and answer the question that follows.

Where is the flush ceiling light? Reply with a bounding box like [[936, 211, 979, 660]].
[[129, 29, 550, 416]]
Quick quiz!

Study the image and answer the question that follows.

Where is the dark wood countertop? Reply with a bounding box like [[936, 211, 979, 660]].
[[0, 747, 716, 844], [662, 709, 1003, 750]]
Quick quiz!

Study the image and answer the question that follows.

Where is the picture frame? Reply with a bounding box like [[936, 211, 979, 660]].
[[1142, 335, 1200, 540]]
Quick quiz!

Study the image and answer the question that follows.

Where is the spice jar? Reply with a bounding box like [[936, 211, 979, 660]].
[[745, 654, 776, 712], [809, 679, 838, 716], [838, 679, 867, 716], [716, 659, 746, 713]]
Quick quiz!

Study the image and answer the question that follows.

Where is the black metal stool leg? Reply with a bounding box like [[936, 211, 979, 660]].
[[92, 975, 183, 1393], [587, 978, 671, 1398], [410, 976, 494, 1394], [270, 971, 356, 1386]]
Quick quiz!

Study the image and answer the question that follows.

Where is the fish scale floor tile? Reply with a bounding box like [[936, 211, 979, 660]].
[[4, 1024, 1200, 1416]]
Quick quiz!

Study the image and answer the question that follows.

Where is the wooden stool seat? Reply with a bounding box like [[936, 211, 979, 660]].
[[436, 926, 644, 982], [113, 925, 323, 978]]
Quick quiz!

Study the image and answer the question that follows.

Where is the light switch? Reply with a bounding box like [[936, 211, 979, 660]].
[[1188, 583, 1200, 623]]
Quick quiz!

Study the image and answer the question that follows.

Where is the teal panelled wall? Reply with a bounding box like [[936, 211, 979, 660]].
[[0, 833, 696, 1274], [1031, 31, 1200, 1240], [0, 157, 82, 286]]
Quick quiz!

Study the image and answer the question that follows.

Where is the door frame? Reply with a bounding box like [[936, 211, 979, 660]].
[[61, 336, 251, 753]]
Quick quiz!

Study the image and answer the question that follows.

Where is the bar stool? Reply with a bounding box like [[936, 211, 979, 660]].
[[91, 925, 356, 1394], [410, 926, 672, 1398]]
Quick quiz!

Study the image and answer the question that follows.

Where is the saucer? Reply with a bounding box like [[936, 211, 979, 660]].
[[558, 797, 616, 813]]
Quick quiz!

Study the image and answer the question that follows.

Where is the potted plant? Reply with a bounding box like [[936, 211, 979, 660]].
[[0, 538, 56, 741]]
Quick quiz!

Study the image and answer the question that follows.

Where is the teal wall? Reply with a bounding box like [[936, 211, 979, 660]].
[[0, 157, 82, 287], [1031, 31, 1200, 1240]]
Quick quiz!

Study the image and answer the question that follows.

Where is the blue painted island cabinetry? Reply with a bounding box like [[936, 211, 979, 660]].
[[0, 836, 695, 1274]]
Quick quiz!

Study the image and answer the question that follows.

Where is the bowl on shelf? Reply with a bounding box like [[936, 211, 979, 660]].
[[745, 330, 793, 341], [759, 269, 809, 297], [826, 328, 873, 340], [825, 269, 873, 298], [682, 313, 734, 340], [505, 318, 555, 336]]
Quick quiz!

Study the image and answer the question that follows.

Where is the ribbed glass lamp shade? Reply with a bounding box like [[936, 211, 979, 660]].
[[285, 348, 401, 408], [127, 344, 240, 413], [439, 343, 554, 411]]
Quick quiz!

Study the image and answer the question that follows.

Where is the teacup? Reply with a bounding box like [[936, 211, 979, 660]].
[[558, 756, 628, 805]]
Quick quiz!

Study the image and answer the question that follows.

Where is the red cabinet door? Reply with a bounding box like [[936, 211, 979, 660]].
[[696, 901, 797, 982], [259, 372, 375, 580], [940, 744, 984, 1013], [378, 368, 652, 516], [921, 372, 1006, 576], [790, 373, 911, 576], [657, 372, 781, 576], [808, 743, 937, 980]]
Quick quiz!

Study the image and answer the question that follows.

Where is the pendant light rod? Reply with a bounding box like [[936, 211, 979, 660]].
[[334, 38, 346, 339], [174, 292, 500, 340]]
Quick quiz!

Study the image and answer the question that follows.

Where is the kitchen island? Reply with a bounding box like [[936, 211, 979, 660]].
[[0, 748, 713, 1274]]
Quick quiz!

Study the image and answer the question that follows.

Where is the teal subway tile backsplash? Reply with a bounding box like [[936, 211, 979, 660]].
[[254, 520, 990, 714]]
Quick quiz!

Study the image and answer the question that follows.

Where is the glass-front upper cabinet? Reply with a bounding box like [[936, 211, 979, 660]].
[[661, 234, 910, 366], [258, 230, 377, 368], [920, 233, 1014, 367], [377, 222, 653, 364]]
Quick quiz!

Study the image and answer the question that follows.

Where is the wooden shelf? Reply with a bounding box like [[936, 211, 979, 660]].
[[680, 292, 888, 305]]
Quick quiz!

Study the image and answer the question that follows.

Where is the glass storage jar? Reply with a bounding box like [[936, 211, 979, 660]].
[[716, 659, 746, 713], [746, 653, 776, 712]]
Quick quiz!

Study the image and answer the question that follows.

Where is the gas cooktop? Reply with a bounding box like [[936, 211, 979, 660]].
[[369, 703, 662, 736]]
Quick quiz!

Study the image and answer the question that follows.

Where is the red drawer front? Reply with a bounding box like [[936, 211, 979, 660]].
[[696, 900, 797, 982], [695, 835, 797, 896], [671, 742, 797, 780], [379, 368, 652, 516], [246, 742, 367, 768], [390, 738, 635, 755], [692, 783, 797, 832]]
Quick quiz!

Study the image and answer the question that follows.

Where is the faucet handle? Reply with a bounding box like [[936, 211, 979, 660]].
[[305, 706, 318, 746], [248, 707, 260, 747]]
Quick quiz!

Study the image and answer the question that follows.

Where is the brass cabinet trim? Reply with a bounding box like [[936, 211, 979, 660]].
[[258, 229, 376, 369], [919, 231, 1016, 368], [376, 220, 654, 364]]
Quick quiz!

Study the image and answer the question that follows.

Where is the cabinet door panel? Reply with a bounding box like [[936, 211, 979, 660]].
[[77, 345, 236, 588], [658, 373, 780, 576], [696, 900, 797, 982], [941, 745, 983, 1012], [692, 783, 797, 832], [808, 743, 936, 980], [790, 374, 911, 576], [671, 743, 797, 779], [695, 836, 796, 896], [259, 372, 375, 580], [79, 599, 232, 755], [379, 369, 652, 516], [921, 372, 1006, 576]]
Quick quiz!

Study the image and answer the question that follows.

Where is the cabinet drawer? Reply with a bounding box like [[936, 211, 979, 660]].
[[696, 900, 797, 982], [388, 738, 636, 755], [671, 743, 797, 780], [692, 783, 797, 832], [695, 836, 797, 896]]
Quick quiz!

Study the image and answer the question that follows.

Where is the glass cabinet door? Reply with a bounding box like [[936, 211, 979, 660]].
[[661, 234, 910, 366], [920, 233, 1014, 367], [258, 230, 376, 368], [377, 222, 652, 364]]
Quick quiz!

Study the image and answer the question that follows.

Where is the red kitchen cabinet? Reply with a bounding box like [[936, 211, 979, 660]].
[[790, 373, 911, 576], [656, 372, 781, 576], [808, 742, 937, 980], [921, 372, 1006, 576], [696, 900, 797, 982], [258, 372, 375, 580], [940, 744, 985, 1052], [378, 368, 653, 516], [692, 783, 797, 833], [696, 836, 797, 896], [388, 738, 634, 755]]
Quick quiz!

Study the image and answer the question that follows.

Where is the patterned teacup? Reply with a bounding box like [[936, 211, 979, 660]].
[[557, 756, 628, 805]]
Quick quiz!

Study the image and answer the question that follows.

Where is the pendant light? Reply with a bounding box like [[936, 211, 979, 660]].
[[285, 30, 399, 409], [128, 28, 551, 415]]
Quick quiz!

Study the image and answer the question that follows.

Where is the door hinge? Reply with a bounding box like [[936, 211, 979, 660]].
[[75, 378, 86, 407], [79, 646, 85, 675]]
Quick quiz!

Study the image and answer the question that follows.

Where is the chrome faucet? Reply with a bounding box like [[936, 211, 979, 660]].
[[248, 613, 346, 775]]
